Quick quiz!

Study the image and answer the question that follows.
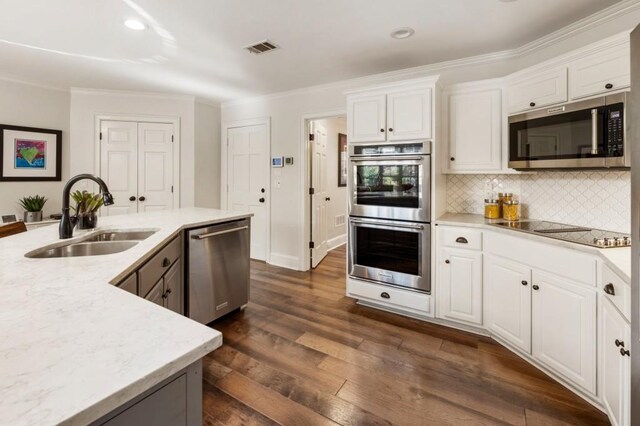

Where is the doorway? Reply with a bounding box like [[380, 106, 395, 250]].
[[307, 115, 348, 268]]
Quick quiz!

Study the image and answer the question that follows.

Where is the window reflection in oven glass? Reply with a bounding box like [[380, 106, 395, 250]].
[[354, 226, 419, 276], [356, 165, 419, 208]]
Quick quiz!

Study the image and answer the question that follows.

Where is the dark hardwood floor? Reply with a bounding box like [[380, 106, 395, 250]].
[[202, 246, 609, 425]]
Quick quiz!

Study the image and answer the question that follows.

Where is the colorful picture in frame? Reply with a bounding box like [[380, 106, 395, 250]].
[[15, 139, 46, 169], [0, 125, 61, 181]]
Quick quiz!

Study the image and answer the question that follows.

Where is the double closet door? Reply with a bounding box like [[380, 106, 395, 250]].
[[100, 120, 175, 216]]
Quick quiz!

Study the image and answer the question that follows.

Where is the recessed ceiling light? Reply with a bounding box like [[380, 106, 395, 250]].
[[124, 19, 146, 31], [390, 27, 415, 40]]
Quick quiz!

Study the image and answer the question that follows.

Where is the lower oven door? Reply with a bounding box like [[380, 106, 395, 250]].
[[348, 217, 430, 293]]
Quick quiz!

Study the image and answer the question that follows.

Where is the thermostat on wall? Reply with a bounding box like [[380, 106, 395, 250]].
[[271, 156, 284, 167]]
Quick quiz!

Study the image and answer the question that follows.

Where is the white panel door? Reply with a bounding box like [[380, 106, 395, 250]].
[[100, 121, 138, 216], [227, 124, 268, 261], [532, 271, 597, 394], [347, 94, 387, 143], [137, 122, 174, 213], [448, 88, 502, 172], [387, 88, 432, 141], [438, 248, 483, 325], [602, 298, 631, 426], [507, 68, 568, 114], [484, 254, 532, 353], [311, 123, 328, 268]]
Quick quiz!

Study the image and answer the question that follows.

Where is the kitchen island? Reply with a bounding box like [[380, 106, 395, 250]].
[[0, 208, 251, 425]]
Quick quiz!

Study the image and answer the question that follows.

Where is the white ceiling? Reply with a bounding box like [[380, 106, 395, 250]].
[[0, 0, 624, 102]]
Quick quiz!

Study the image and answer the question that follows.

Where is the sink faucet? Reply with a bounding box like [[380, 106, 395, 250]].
[[59, 174, 114, 239]]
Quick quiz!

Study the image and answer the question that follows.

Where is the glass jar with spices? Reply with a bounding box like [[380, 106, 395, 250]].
[[502, 200, 521, 221], [484, 199, 500, 219]]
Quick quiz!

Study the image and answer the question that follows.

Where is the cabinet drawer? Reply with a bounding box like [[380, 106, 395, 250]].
[[138, 236, 181, 297], [117, 274, 137, 295], [602, 264, 630, 321], [347, 278, 431, 317], [439, 226, 482, 251]]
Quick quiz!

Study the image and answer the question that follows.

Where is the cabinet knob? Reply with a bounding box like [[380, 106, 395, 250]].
[[380, 128, 385, 133], [455, 237, 468, 244], [450, 157, 455, 162], [445, 259, 450, 264], [261, 188, 266, 193], [532, 284, 540, 290], [604, 283, 615, 295], [161, 292, 168, 299], [521, 280, 528, 286], [529, 102, 536, 107], [139, 196, 146, 202], [380, 292, 390, 299], [325, 197, 331, 201], [388, 128, 393, 132], [615, 339, 625, 348], [129, 196, 136, 202], [621, 348, 630, 357], [259, 197, 265, 203], [162, 257, 171, 267], [605, 83, 614, 90]]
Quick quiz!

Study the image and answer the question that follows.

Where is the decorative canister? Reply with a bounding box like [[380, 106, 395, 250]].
[[502, 200, 521, 221], [484, 199, 500, 219]]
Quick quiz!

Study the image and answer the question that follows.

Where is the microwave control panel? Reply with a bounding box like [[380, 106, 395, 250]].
[[607, 104, 624, 157]]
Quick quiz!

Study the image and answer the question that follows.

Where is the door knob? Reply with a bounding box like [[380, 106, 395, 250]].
[[129, 196, 136, 202], [139, 196, 146, 202], [259, 198, 265, 203]]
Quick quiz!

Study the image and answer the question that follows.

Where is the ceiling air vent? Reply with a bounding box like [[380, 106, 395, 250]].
[[244, 40, 279, 54]]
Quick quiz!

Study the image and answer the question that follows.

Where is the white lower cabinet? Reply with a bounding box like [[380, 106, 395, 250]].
[[484, 254, 532, 353], [438, 248, 483, 325], [601, 298, 631, 426], [532, 271, 597, 394]]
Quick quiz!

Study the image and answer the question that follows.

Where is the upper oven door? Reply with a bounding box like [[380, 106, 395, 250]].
[[508, 96, 612, 169], [349, 147, 431, 222]]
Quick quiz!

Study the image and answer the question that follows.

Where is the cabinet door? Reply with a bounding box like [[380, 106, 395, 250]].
[[602, 298, 630, 426], [507, 68, 568, 114], [569, 43, 630, 100], [117, 273, 138, 295], [145, 278, 164, 307], [532, 271, 596, 394], [347, 94, 387, 143], [447, 88, 502, 172], [163, 259, 183, 315], [484, 255, 532, 353], [439, 248, 483, 325], [387, 88, 432, 141]]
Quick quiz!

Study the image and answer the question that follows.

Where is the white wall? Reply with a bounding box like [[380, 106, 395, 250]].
[[0, 80, 70, 219], [194, 101, 221, 208], [313, 117, 347, 248], [222, 11, 640, 270], [69, 90, 197, 207]]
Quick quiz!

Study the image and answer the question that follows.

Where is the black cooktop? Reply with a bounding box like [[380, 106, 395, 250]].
[[490, 220, 631, 248]]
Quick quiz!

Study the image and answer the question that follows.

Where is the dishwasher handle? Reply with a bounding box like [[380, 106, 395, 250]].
[[191, 225, 249, 240]]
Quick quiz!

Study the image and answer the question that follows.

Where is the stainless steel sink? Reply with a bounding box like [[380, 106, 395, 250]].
[[26, 241, 139, 258], [84, 230, 156, 242]]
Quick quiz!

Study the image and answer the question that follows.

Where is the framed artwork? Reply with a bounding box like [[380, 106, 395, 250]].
[[0, 124, 62, 181], [338, 133, 347, 187]]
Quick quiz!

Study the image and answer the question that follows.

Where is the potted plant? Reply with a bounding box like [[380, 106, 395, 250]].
[[18, 195, 47, 222], [71, 190, 105, 230]]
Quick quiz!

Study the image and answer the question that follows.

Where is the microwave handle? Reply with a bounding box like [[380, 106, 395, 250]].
[[591, 108, 600, 155]]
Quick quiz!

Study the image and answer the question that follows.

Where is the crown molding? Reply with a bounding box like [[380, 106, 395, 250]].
[[70, 87, 197, 102], [222, 0, 640, 108], [0, 73, 68, 93]]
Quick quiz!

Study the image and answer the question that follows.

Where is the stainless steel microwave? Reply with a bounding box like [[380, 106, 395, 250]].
[[508, 93, 628, 170]]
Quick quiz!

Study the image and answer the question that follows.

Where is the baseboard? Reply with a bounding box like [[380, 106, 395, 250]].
[[328, 234, 346, 251], [268, 252, 300, 270]]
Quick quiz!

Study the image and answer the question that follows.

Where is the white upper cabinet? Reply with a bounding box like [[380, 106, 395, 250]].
[[569, 42, 630, 100], [532, 271, 597, 394], [601, 298, 631, 426], [387, 88, 432, 141], [446, 83, 502, 173], [507, 67, 568, 114], [347, 94, 387, 143], [484, 254, 532, 353]]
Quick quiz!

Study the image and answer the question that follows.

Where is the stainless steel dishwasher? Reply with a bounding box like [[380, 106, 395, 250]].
[[186, 218, 250, 324]]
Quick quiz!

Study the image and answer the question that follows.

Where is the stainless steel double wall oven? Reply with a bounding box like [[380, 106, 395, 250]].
[[347, 141, 431, 293]]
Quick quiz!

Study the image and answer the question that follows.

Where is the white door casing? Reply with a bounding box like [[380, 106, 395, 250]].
[[227, 124, 268, 261], [311, 122, 328, 268], [100, 120, 138, 216], [138, 122, 174, 212]]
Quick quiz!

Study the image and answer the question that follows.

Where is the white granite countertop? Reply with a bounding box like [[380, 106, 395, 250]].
[[436, 213, 631, 283], [0, 208, 251, 425]]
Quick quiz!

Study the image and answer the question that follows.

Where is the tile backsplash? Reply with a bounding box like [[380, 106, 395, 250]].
[[446, 171, 630, 233]]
